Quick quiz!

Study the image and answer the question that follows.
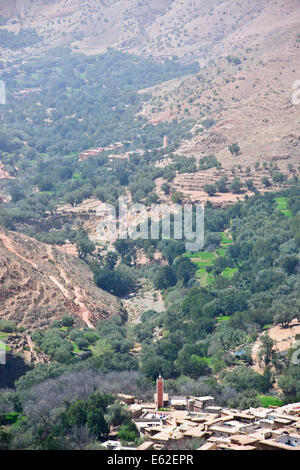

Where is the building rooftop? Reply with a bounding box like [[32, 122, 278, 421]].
[[111, 385, 300, 451]]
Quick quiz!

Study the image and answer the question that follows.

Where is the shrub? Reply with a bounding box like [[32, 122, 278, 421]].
[[0, 320, 17, 333]]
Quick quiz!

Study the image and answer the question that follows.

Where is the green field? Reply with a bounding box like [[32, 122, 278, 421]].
[[262, 324, 273, 330], [0, 332, 10, 350], [275, 197, 287, 210], [0, 332, 9, 339], [184, 251, 217, 270], [184, 231, 238, 286], [195, 268, 215, 286], [65, 152, 78, 158], [220, 232, 233, 245], [184, 251, 216, 259], [275, 197, 292, 217], [217, 248, 227, 257], [1, 412, 19, 425], [217, 316, 230, 323], [222, 267, 238, 279], [71, 339, 93, 355], [258, 395, 284, 408], [71, 341, 84, 354]]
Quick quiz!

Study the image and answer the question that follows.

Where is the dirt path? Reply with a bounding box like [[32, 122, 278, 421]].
[[47, 245, 95, 329], [0, 231, 38, 269], [49, 276, 72, 299], [73, 286, 95, 329], [251, 337, 263, 372]]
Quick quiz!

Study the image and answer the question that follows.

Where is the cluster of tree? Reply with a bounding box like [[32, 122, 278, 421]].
[[133, 187, 300, 400], [36, 392, 114, 449], [226, 56, 242, 66], [228, 143, 241, 156], [199, 154, 221, 171], [91, 316, 138, 373], [0, 49, 198, 236], [0, 319, 19, 333], [93, 263, 138, 296], [204, 177, 246, 196], [0, 368, 144, 450], [0, 29, 41, 50], [32, 329, 75, 364], [154, 256, 196, 289]]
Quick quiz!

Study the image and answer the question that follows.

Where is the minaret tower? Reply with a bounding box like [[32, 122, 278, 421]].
[[156, 374, 164, 409]]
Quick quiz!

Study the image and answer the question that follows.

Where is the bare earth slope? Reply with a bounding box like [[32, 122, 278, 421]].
[[0, 229, 123, 329], [139, 0, 300, 167], [0, 0, 298, 61]]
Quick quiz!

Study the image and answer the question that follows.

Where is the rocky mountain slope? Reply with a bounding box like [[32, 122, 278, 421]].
[[138, 0, 300, 167], [0, 229, 124, 329], [1, 1, 298, 167], [0, 0, 298, 61]]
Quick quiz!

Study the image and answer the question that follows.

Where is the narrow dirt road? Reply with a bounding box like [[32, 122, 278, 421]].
[[251, 337, 263, 372], [47, 245, 95, 329], [73, 286, 95, 329], [49, 275, 71, 299]]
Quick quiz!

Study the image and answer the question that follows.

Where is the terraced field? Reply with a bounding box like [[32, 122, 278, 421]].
[[275, 197, 292, 218], [183, 231, 237, 286], [216, 316, 230, 323], [222, 267, 238, 279]]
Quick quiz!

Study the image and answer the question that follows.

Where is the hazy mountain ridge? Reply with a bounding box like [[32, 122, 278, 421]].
[[137, 0, 300, 167], [0, 0, 297, 61], [1, 1, 299, 168]]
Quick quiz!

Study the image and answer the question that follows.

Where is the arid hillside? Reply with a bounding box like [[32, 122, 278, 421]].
[[1, 1, 299, 168], [139, 0, 300, 168], [0, 229, 124, 329], [0, 0, 299, 62]]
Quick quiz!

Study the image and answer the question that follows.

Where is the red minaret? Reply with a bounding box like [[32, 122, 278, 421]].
[[163, 135, 168, 148], [156, 374, 164, 409]]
